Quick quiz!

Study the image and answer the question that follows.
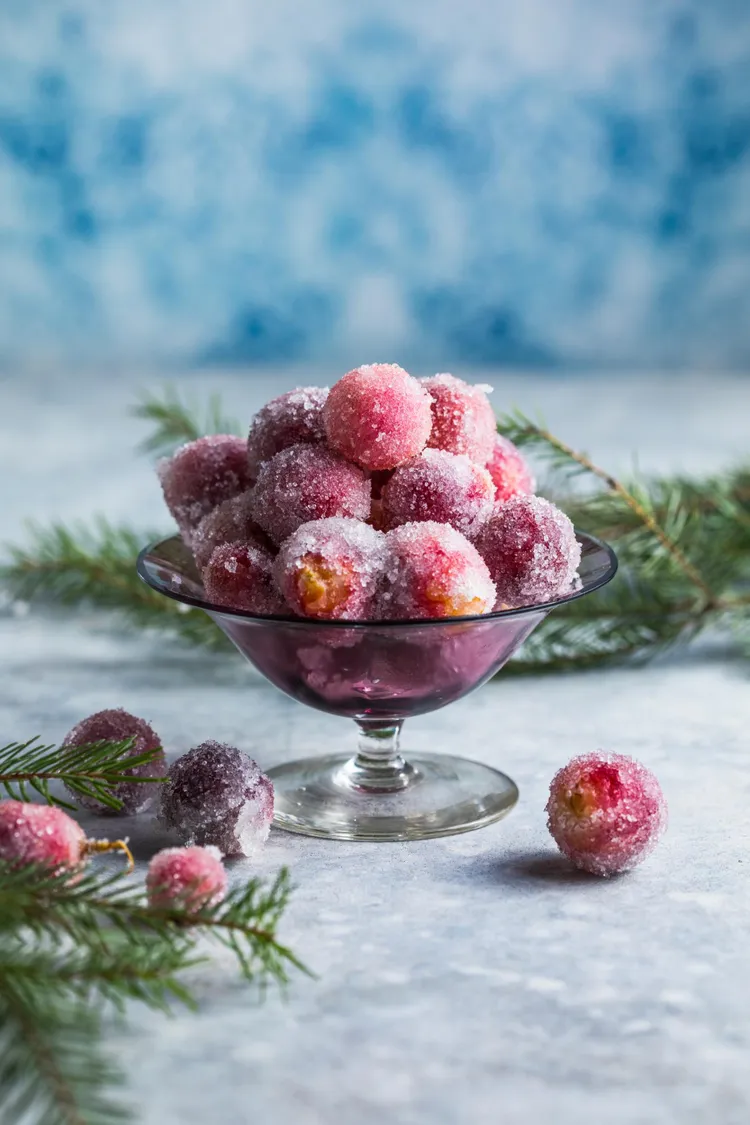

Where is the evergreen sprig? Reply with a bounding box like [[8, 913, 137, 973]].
[[496, 410, 750, 673], [0, 975, 128, 1125], [0, 737, 165, 812], [0, 861, 303, 988], [1, 388, 749, 672], [1, 517, 229, 650], [132, 387, 241, 459], [0, 860, 304, 1125]]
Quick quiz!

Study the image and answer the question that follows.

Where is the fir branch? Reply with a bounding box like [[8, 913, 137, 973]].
[[0, 860, 305, 1124], [497, 410, 717, 603], [0, 518, 229, 651], [132, 386, 242, 459], [504, 604, 692, 675], [0, 935, 197, 1014], [0, 981, 128, 1125], [0, 862, 305, 988], [496, 410, 750, 671], [0, 737, 165, 811], [0, 923, 196, 1125]]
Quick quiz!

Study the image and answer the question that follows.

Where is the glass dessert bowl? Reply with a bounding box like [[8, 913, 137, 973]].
[[137, 532, 617, 842]]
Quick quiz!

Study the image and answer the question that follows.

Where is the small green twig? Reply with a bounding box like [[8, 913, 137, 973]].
[[132, 387, 241, 459], [0, 738, 165, 811]]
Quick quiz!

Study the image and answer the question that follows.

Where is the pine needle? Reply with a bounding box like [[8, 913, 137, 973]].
[[132, 387, 242, 459], [0, 859, 306, 1124], [495, 409, 750, 670], [0, 737, 166, 811], [0, 861, 305, 987], [0, 981, 129, 1125], [0, 517, 229, 650]]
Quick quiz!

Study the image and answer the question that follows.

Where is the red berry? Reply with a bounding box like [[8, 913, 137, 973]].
[[546, 752, 668, 876], [0, 801, 135, 874], [486, 433, 535, 503], [0, 801, 85, 872], [380, 521, 496, 620], [247, 386, 329, 478], [423, 373, 496, 464], [192, 492, 272, 571], [249, 443, 371, 545], [146, 845, 228, 910], [160, 741, 274, 857], [62, 709, 166, 815], [380, 449, 495, 539], [473, 494, 581, 607], [158, 435, 252, 540], [324, 363, 433, 471], [275, 517, 386, 620], [203, 542, 284, 615]]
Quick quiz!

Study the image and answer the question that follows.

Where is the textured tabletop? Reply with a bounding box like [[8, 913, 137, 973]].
[[2, 370, 749, 1125]]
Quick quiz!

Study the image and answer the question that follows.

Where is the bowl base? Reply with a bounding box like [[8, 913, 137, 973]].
[[267, 752, 519, 841]]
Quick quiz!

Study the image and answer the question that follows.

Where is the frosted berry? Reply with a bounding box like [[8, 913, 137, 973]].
[[158, 435, 251, 540], [62, 709, 166, 815], [324, 363, 433, 471], [473, 494, 581, 607], [146, 845, 228, 910], [0, 800, 134, 874], [546, 752, 668, 876], [486, 433, 536, 503], [275, 518, 385, 620], [247, 386, 329, 478], [192, 492, 273, 571], [380, 521, 496, 620], [380, 449, 495, 539], [249, 443, 370, 545], [203, 542, 284, 615], [423, 373, 496, 464], [160, 741, 274, 857]]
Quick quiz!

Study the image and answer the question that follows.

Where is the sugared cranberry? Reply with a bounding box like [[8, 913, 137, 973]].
[[160, 741, 274, 857], [247, 386, 329, 478], [380, 449, 495, 539], [546, 752, 668, 876], [0, 800, 134, 874], [146, 845, 228, 909], [473, 494, 580, 607], [158, 435, 251, 540], [324, 364, 433, 471], [191, 492, 272, 571], [486, 433, 535, 503], [203, 542, 284, 615], [249, 443, 370, 545], [423, 373, 496, 464], [275, 517, 385, 620], [379, 521, 496, 620], [62, 709, 166, 815]]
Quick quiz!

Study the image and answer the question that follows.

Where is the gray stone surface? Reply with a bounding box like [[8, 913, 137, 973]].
[[2, 370, 749, 1124]]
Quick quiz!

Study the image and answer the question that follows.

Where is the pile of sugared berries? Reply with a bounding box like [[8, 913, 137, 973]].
[[159, 363, 581, 620]]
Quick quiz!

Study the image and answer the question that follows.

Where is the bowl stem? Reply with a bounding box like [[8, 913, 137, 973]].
[[338, 719, 416, 793]]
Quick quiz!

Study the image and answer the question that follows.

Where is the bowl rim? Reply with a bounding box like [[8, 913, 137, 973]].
[[136, 530, 618, 630]]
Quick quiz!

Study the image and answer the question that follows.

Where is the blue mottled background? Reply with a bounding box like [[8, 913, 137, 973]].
[[1, 1, 749, 370]]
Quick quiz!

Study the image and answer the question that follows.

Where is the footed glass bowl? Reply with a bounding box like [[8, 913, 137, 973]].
[[137, 533, 617, 842]]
